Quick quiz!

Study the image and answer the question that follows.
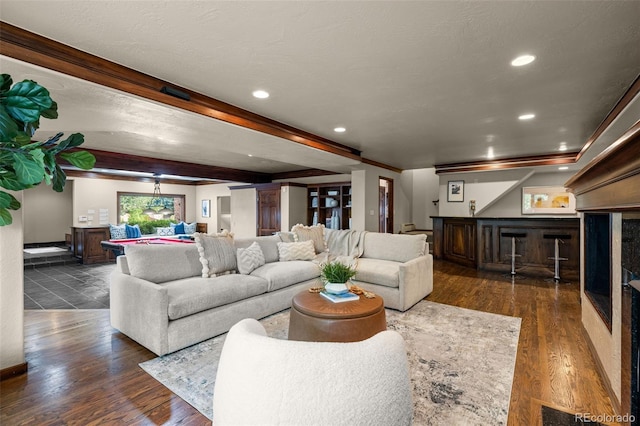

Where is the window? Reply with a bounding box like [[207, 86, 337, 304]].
[[117, 192, 185, 224]]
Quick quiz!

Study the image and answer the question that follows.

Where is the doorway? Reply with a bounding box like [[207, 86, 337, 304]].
[[256, 187, 281, 236], [379, 177, 394, 233]]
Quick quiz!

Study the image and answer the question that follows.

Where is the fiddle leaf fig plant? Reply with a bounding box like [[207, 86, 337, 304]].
[[0, 74, 95, 226]]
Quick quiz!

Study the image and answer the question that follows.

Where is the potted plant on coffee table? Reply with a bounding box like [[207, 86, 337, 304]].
[[320, 261, 357, 294]]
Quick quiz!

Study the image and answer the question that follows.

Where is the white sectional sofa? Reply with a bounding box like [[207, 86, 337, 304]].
[[110, 230, 433, 356]]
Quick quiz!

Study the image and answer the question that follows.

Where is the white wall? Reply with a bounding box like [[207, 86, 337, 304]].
[[230, 187, 257, 238], [195, 183, 235, 233], [281, 185, 307, 231], [23, 181, 73, 244], [437, 169, 577, 218], [350, 164, 408, 233], [71, 177, 197, 226], [0, 191, 24, 370], [407, 168, 439, 229]]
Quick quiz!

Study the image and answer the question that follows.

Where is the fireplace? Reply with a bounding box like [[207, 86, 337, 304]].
[[565, 118, 640, 423]]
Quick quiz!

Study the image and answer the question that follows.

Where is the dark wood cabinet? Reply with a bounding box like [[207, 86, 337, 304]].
[[307, 183, 351, 229], [71, 226, 113, 264], [432, 216, 580, 279]]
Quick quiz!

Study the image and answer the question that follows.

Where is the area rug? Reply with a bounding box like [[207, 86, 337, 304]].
[[140, 300, 521, 425]]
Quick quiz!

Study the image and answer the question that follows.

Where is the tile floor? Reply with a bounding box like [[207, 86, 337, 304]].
[[24, 263, 115, 310]]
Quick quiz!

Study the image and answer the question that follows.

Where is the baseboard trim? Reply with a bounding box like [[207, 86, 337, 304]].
[[581, 324, 621, 415], [0, 362, 28, 381]]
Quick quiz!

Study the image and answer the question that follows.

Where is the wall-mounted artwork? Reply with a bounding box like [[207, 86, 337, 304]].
[[202, 199, 210, 218], [447, 180, 464, 202], [522, 186, 576, 214]]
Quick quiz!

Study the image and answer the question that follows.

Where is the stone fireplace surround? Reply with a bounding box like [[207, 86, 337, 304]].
[[566, 119, 640, 423]]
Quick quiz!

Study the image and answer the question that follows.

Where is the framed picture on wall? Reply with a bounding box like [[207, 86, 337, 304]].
[[201, 199, 210, 218], [447, 180, 464, 202], [522, 186, 576, 214]]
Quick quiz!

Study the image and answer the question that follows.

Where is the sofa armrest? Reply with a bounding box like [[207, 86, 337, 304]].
[[398, 254, 433, 311], [110, 271, 170, 356]]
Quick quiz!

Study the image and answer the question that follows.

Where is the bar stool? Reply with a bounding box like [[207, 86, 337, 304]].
[[501, 232, 527, 276], [544, 233, 571, 283]]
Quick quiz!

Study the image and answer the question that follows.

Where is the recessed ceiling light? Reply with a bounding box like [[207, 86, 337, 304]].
[[252, 90, 269, 99], [334, 127, 346, 133], [518, 113, 535, 120], [248, 154, 253, 157], [511, 54, 536, 67], [558, 142, 568, 152], [558, 166, 569, 171], [487, 147, 495, 159]]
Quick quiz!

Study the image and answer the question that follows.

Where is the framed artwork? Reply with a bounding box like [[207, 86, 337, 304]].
[[201, 199, 210, 218], [522, 186, 576, 215], [447, 180, 464, 202]]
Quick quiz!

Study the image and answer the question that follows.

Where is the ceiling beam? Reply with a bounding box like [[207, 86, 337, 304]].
[[73, 149, 271, 183], [434, 151, 580, 174], [0, 21, 363, 163]]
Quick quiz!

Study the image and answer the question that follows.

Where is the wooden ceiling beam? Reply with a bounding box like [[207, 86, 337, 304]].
[[434, 151, 580, 174], [0, 21, 363, 163], [73, 149, 271, 183]]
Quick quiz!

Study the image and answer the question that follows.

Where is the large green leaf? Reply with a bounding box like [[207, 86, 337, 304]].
[[40, 100, 58, 120], [0, 105, 19, 141], [0, 191, 20, 210], [4, 80, 52, 123], [12, 150, 45, 185], [52, 164, 66, 192], [52, 133, 84, 154], [60, 150, 95, 170], [0, 74, 13, 94], [0, 207, 13, 226], [0, 172, 27, 191]]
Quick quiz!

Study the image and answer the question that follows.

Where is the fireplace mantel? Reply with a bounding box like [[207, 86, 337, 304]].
[[565, 120, 640, 211]]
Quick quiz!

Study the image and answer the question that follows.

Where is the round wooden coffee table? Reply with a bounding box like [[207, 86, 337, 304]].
[[288, 290, 386, 342]]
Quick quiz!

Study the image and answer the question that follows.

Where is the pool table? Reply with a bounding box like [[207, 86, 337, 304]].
[[100, 236, 194, 257]]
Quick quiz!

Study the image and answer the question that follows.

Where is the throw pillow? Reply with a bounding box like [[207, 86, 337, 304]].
[[173, 222, 186, 235], [277, 240, 315, 261], [109, 224, 127, 239], [237, 241, 266, 274], [194, 232, 237, 277], [291, 224, 326, 254], [156, 227, 175, 236], [125, 224, 142, 238], [184, 222, 196, 234]]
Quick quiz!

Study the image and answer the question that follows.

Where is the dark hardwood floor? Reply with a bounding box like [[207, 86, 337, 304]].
[[1, 260, 617, 425]]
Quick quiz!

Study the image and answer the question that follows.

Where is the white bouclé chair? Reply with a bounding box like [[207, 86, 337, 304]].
[[213, 318, 413, 425]]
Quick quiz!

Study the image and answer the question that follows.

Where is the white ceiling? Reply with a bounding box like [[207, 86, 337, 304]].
[[1, 1, 639, 176]]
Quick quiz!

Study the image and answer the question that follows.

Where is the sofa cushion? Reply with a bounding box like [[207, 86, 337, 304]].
[[237, 242, 266, 275], [292, 224, 326, 254], [234, 235, 281, 264], [125, 224, 142, 238], [124, 244, 202, 283], [173, 222, 186, 235], [354, 258, 400, 289], [361, 233, 426, 263], [165, 274, 268, 320], [277, 240, 315, 261], [194, 233, 237, 277], [184, 222, 196, 234], [109, 224, 127, 239], [156, 227, 175, 236], [250, 261, 320, 292]]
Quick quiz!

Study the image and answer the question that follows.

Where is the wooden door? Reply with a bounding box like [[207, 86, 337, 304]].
[[257, 188, 281, 236]]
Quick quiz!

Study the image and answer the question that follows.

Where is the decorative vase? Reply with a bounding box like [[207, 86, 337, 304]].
[[325, 282, 349, 294], [330, 210, 339, 229], [312, 211, 318, 226]]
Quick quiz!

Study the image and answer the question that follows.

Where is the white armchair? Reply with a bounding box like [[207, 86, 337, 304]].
[[213, 318, 413, 425]]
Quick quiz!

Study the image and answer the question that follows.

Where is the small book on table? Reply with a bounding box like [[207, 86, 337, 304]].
[[320, 291, 359, 303]]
